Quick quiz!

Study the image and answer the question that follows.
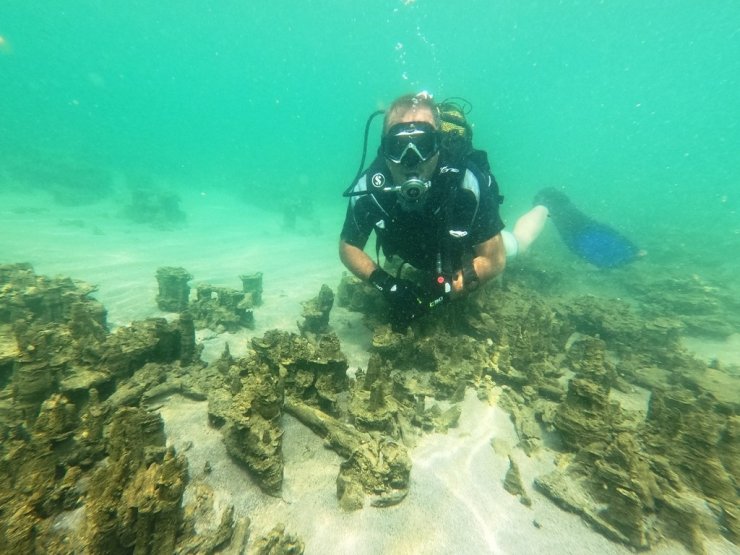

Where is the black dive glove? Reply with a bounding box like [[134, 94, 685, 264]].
[[369, 268, 428, 331]]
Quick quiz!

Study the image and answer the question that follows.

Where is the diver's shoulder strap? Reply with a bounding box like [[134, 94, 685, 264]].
[[442, 156, 495, 230], [466, 150, 504, 206]]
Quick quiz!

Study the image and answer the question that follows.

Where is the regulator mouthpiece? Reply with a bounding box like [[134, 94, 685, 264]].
[[399, 175, 431, 204]]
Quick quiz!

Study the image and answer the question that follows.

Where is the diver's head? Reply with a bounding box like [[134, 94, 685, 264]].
[[381, 92, 441, 207], [382, 91, 441, 133]]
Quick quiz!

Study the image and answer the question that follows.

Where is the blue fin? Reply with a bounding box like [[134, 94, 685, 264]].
[[533, 188, 640, 268]]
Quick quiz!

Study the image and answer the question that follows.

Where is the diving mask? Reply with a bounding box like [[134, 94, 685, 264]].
[[381, 121, 439, 168]]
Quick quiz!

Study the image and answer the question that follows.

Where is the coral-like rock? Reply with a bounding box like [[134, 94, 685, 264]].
[[285, 398, 411, 510], [255, 330, 348, 413], [625, 273, 740, 339], [249, 523, 304, 555], [0, 264, 217, 554], [503, 455, 532, 507], [155, 266, 192, 312], [336, 272, 380, 316], [123, 188, 187, 230], [208, 350, 285, 495], [240, 272, 264, 307], [207, 329, 352, 495], [646, 388, 740, 545], [83, 408, 186, 554], [101, 317, 193, 380], [190, 284, 255, 332], [298, 284, 334, 338]]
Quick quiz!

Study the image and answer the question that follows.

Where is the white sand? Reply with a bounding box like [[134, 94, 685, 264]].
[[2, 189, 735, 555], [159, 390, 636, 555], [683, 333, 740, 368]]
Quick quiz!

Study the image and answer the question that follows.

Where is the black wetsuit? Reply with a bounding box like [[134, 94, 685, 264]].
[[340, 153, 505, 280]]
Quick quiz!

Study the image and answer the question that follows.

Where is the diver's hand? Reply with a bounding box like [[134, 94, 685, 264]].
[[448, 268, 479, 298], [369, 269, 427, 330], [449, 272, 465, 297]]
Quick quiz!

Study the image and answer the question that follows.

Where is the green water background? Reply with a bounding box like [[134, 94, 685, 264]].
[[1, 4, 739, 550], [2, 0, 739, 272]]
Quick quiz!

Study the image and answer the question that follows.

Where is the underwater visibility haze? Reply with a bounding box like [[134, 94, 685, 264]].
[[1, 1, 739, 554], [2, 1, 739, 221]]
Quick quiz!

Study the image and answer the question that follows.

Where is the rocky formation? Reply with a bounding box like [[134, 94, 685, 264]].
[[625, 272, 740, 339], [2, 259, 738, 554], [1, 263, 198, 552], [190, 283, 256, 332], [260, 330, 349, 413], [285, 399, 411, 511], [155, 268, 261, 332], [347, 351, 462, 443], [503, 455, 532, 507], [0, 263, 300, 553], [123, 187, 186, 230], [208, 342, 286, 495], [336, 264, 740, 552], [489, 295, 739, 554], [240, 272, 264, 307], [83, 408, 187, 554], [297, 284, 334, 339], [3, 152, 113, 206], [336, 272, 383, 321], [249, 524, 304, 554], [204, 318, 444, 511], [207, 329, 350, 495], [155, 266, 192, 312]]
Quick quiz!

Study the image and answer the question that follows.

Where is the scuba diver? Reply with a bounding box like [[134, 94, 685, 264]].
[[339, 92, 640, 331]]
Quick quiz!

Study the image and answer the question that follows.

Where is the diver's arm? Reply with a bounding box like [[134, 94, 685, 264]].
[[474, 233, 507, 282], [339, 239, 378, 281], [450, 233, 506, 295]]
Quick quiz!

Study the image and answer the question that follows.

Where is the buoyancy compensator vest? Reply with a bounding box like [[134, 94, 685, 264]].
[[343, 96, 503, 296]]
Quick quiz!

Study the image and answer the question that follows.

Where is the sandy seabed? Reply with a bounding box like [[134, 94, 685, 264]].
[[1, 189, 737, 555]]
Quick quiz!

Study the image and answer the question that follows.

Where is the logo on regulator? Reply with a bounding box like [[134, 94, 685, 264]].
[[371, 173, 386, 189]]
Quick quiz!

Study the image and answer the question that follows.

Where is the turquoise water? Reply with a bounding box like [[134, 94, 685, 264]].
[[0, 0, 740, 314], [1, 1, 738, 298], [2, 3, 740, 553], [3, 2, 738, 196]]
